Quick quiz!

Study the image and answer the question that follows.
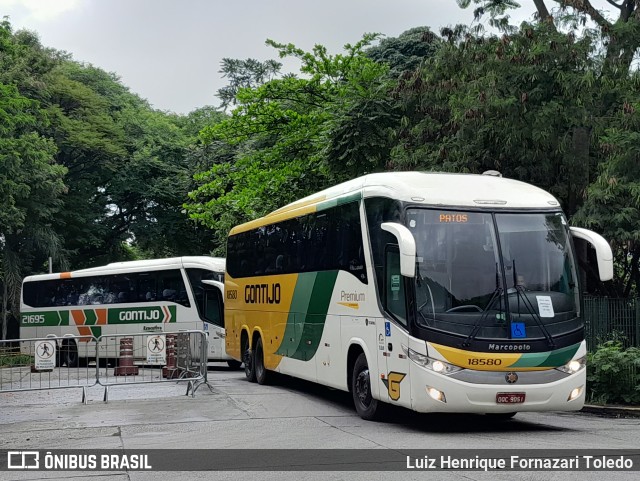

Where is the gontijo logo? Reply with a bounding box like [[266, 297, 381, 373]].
[[118, 310, 161, 321], [244, 283, 281, 304]]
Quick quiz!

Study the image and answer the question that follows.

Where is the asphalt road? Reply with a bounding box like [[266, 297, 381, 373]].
[[1, 365, 639, 481]]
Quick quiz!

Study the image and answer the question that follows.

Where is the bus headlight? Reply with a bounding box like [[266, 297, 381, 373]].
[[556, 355, 586, 374], [406, 347, 462, 375]]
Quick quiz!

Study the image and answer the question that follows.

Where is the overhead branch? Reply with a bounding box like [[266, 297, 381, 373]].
[[533, 0, 555, 21], [533, 0, 558, 31], [560, 0, 613, 30], [603, 0, 623, 10]]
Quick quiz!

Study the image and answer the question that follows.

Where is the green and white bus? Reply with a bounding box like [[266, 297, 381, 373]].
[[225, 172, 613, 419], [20, 256, 238, 367]]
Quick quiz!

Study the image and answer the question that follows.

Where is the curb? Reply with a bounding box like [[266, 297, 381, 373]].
[[582, 404, 640, 418]]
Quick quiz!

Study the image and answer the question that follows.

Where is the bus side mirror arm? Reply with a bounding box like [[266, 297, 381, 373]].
[[570, 227, 614, 282], [202, 279, 225, 295], [381, 222, 416, 278]]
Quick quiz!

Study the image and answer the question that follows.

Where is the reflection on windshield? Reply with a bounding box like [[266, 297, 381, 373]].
[[407, 209, 579, 340]]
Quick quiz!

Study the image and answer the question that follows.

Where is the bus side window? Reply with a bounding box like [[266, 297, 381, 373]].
[[204, 287, 223, 327], [384, 245, 407, 327]]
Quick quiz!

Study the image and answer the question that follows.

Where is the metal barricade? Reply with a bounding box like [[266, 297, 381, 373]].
[[95, 330, 212, 402], [0, 335, 97, 404]]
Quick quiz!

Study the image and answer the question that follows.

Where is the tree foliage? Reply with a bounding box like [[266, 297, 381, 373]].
[[186, 35, 393, 251], [0, 19, 223, 337]]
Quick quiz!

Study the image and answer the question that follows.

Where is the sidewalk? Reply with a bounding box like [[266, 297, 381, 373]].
[[582, 404, 640, 418]]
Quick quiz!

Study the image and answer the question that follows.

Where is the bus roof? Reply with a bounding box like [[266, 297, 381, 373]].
[[23, 256, 226, 282], [230, 171, 561, 235]]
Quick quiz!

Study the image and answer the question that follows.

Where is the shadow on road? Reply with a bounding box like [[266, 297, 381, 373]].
[[246, 373, 577, 433]]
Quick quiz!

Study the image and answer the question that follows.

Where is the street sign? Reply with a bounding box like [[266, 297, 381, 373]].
[[146, 335, 166, 365], [34, 340, 56, 370]]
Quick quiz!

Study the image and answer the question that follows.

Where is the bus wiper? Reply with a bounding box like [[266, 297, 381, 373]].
[[511, 260, 555, 349], [462, 263, 503, 348]]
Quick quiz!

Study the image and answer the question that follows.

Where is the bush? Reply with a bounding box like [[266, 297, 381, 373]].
[[586, 341, 640, 405]]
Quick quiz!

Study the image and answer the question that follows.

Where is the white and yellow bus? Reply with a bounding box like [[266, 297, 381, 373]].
[[20, 256, 240, 368], [225, 172, 613, 419]]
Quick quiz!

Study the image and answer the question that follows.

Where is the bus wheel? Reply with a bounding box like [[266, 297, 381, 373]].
[[254, 337, 270, 385], [227, 360, 242, 370], [243, 339, 256, 383], [61, 340, 79, 368], [351, 353, 381, 421]]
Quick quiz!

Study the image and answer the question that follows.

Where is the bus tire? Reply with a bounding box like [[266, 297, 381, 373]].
[[61, 340, 79, 368], [227, 360, 242, 370], [254, 337, 270, 385], [243, 338, 257, 383], [351, 353, 382, 421]]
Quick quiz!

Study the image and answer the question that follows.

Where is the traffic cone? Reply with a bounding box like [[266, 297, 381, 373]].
[[162, 334, 178, 379], [114, 337, 139, 376]]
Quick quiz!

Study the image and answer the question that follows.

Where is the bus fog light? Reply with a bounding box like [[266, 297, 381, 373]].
[[426, 386, 446, 403], [568, 386, 584, 401]]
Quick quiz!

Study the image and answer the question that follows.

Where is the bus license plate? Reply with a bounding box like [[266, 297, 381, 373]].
[[496, 393, 525, 404]]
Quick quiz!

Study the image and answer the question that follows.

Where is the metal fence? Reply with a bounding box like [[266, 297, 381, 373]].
[[0, 330, 211, 403], [0, 335, 97, 403], [584, 297, 640, 350], [584, 297, 639, 402]]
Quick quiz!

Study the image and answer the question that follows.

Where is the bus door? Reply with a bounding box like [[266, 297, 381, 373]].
[[201, 280, 225, 358], [378, 245, 411, 407]]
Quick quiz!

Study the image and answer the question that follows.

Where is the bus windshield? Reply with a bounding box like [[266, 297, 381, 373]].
[[407, 209, 579, 340]]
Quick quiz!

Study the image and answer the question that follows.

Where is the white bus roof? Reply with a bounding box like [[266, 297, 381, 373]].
[[23, 256, 225, 282], [282, 171, 559, 212], [231, 172, 561, 235]]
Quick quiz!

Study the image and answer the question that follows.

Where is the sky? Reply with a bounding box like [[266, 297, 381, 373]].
[[0, 0, 545, 114]]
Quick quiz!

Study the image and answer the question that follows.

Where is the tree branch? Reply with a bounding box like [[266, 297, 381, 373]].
[[604, 0, 623, 10], [561, 0, 613, 30], [533, 0, 554, 21]]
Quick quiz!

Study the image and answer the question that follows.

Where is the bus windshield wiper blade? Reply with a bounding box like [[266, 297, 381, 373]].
[[462, 263, 503, 348], [511, 260, 555, 349]]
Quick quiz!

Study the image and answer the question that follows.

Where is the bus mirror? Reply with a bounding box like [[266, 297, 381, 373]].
[[202, 279, 224, 295], [381, 222, 416, 278], [570, 227, 614, 281]]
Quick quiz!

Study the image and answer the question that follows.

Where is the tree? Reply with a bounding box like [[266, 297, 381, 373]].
[[458, 0, 640, 75], [366, 26, 441, 75], [0, 81, 66, 339], [216, 58, 282, 110], [186, 35, 391, 251], [455, 1, 640, 295]]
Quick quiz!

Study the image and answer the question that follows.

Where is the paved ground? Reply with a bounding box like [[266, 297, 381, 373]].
[[1, 365, 639, 481]]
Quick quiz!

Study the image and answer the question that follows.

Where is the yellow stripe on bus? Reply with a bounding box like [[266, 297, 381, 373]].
[[267, 195, 327, 217], [229, 204, 318, 235], [429, 342, 549, 371]]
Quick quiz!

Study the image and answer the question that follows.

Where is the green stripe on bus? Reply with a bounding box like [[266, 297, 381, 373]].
[[508, 351, 550, 368], [316, 192, 362, 212], [21, 311, 69, 327], [84, 310, 98, 326], [90, 326, 102, 338], [510, 343, 581, 368], [276, 273, 317, 357], [290, 270, 339, 361], [107, 306, 175, 324], [543, 343, 581, 367]]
